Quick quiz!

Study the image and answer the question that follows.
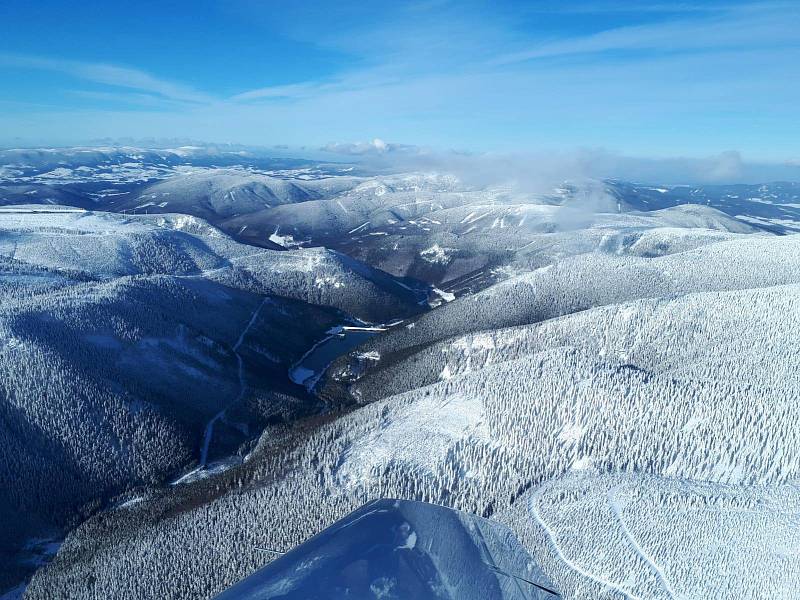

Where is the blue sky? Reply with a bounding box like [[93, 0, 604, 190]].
[[1, 0, 799, 164]]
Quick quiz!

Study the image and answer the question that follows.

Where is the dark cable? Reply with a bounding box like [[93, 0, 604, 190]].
[[484, 563, 561, 597]]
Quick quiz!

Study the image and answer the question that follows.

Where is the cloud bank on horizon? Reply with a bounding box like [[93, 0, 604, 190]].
[[312, 141, 798, 186], [1, 0, 799, 176]]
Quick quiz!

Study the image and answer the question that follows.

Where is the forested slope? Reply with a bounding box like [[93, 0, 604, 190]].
[[26, 236, 800, 599], [0, 206, 424, 592]]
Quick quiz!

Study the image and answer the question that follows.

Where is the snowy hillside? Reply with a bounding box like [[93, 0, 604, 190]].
[[3, 148, 800, 600], [498, 472, 800, 599], [112, 168, 363, 221], [0, 207, 427, 321], [608, 180, 800, 233], [0, 205, 426, 593], [324, 232, 800, 399]]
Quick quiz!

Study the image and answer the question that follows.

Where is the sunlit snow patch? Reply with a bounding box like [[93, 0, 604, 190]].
[[420, 243, 455, 265], [336, 393, 488, 488], [268, 227, 304, 248], [429, 287, 455, 307]]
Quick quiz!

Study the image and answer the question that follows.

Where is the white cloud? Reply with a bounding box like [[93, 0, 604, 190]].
[[319, 138, 421, 156], [319, 143, 799, 186]]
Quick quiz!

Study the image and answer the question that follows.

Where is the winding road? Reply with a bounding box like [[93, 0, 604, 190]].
[[199, 296, 270, 468]]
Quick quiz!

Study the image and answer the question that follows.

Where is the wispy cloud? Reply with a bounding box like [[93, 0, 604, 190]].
[[66, 89, 197, 108], [517, 1, 759, 15], [492, 2, 800, 64], [230, 81, 333, 102], [0, 54, 213, 104], [227, 0, 800, 110]]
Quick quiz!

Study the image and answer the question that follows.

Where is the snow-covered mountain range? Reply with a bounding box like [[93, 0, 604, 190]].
[[2, 147, 799, 599]]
